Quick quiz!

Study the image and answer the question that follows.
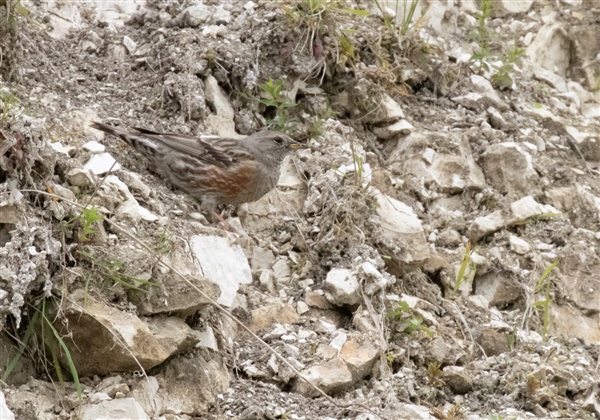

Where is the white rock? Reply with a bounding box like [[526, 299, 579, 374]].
[[297, 301, 310, 315], [491, 0, 532, 16], [266, 325, 286, 339], [361, 261, 382, 279], [510, 235, 531, 254], [122, 35, 137, 55], [564, 125, 595, 143], [117, 199, 158, 222], [259, 269, 275, 292], [104, 175, 158, 222], [250, 246, 275, 270], [82, 140, 106, 153], [373, 191, 430, 263], [527, 23, 570, 78], [0, 392, 14, 420], [49, 140, 75, 155], [196, 326, 218, 351], [52, 184, 76, 202], [190, 235, 252, 307], [119, 170, 151, 199], [452, 92, 483, 110], [469, 211, 506, 242], [468, 295, 490, 309], [581, 103, 600, 119], [372, 119, 414, 139], [174, 4, 211, 27], [509, 196, 559, 222], [204, 75, 234, 120], [397, 404, 435, 419], [83, 152, 121, 175], [529, 61, 567, 92], [213, 4, 232, 23], [378, 94, 405, 122], [330, 333, 347, 352], [318, 320, 337, 333], [517, 329, 543, 343], [202, 25, 227, 37], [324, 268, 361, 306], [278, 155, 304, 188], [422, 148, 436, 164], [272, 258, 291, 279], [298, 328, 316, 340], [567, 81, 593, 104], [66, 168, 95, 187], [294, 358, 352, 397], [89, 392, 111, 403], [80, 398, 149, 420], [470, 74, 494, 92]]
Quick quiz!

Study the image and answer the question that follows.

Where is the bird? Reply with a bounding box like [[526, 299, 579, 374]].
[[90, 122, 306, 216]]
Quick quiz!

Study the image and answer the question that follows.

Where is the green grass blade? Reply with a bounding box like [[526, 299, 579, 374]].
[[2, 309, 39, 382]]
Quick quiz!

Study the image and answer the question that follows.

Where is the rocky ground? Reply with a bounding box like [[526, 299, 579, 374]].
[[0, 0, 599, 419]]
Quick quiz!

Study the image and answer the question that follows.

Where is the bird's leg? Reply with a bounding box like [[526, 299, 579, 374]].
[[210, 210, 237, 232]]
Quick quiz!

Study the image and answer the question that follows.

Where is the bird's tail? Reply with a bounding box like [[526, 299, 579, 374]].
[[91, 122, 159, 157], [91, 122, 136, 146]]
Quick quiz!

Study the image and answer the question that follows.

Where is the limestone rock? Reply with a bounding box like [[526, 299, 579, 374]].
[[527, 23, 570, 78], [340, 336, 379, 380], [190, 235, 252, 307], [50, 292, 176, 375], [250, 303, 300, 332], [374, 190, 430, 264], [293, 358, 353, 397], [0, 392, 14, 420], [324, 268, 361, 307], [481, 143, 539, 197], [155, 354, 230, 414], [80, 398, 149, 420], [490, 0, 533, 16], [475, 327, 511, 357], [442, 366, 473, 394], [475, 271, 522, 307]]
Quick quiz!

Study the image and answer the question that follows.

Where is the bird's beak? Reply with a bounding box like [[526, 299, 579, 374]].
[[288, 142, 308, 150]]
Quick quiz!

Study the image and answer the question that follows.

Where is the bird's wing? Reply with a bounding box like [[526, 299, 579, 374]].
[[134, 130, 253, 168]]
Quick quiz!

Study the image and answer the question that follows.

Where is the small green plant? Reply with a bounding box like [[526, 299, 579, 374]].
[[77, 250, 158, 292], [155, 225, 173, 255], [490, 47, 525, 90], [78, 208, 103, 241], [258, 78, 297, 133], [0, 84, 21, 128], [453, 241, 477, 296], [469, 0, 492, 74], [387, 300, 433, 337], [283, 0, 369, 66], [513, 211, 562, 227], [3, 299, 82, 399], [532, 261, 558, 340], [374, 0, 426, 36], [399, 0, 422, 35], [469, 0, 524, 89], [427, 361, 444, 387], [60, 207, 104, 242]]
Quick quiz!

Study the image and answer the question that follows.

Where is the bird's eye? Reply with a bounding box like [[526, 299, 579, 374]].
[[273, 137, 285, 145]]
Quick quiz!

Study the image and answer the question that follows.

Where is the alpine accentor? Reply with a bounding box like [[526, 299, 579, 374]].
[[90, 122, 305, 212]]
